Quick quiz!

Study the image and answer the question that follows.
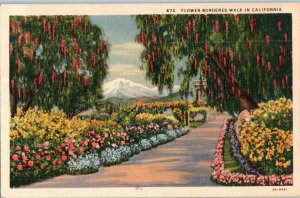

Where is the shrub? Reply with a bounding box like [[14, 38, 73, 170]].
[[139, 139, 152, 151], [67, 153, 101, 175], [10, 108, 88, 140], [251, 97, 292, 131], [240, 98, 293, 175], [166, 130, 177, 140], [130, 143, 141, 155], [189, 107, 209, 122], [116, 146, 132, 161], [175, 126, 189, 137], [156, 134, 169, 144], [149, 136, 160, 147], [99, 148, 122, 166], [135, 113, 179, 126]]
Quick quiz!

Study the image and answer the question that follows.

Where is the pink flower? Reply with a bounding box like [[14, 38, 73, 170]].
[[21, 152, 28, 162], [57, 160, 63, 165], [104, 133, 109, 138], [45, 155, 51, 161], [90, 130, 95, 135], [17, 164, 23, 171], [52, 160, 57, 165], [61, 143, 66, 147], [91, 142, 97, 148], [11, 154, 18, 161], [27, 160, 34, 167], [44, 141, 50, 148], [79, 147, 84, 154], [35, 155, 41, 160], [121, 141, 125, 145], [15, 146, 21, 151], [23, 146, 29, 152], [61, 155, 67, 161], [40, 164, 45, 170]]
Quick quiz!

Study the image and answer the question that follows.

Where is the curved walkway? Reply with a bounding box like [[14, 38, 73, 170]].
[[24, 113, 231, 188]]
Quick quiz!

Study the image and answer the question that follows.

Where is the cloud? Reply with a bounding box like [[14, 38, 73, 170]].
[[110, 42, 144, 57], [107, 63, 145, 78]]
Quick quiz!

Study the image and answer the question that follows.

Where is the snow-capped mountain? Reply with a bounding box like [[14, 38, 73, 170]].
[[103, 78, 179, 99]]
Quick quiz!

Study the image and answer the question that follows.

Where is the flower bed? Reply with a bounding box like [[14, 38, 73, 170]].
[[240, 98, 293, 175], [211, 120, 293, 186], [189, 107, 210, 122], [226, 120, 259, 175], [10, 108, 189, 187]]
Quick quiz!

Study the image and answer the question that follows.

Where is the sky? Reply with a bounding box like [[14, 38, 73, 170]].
[[91, 15, 155, 87]]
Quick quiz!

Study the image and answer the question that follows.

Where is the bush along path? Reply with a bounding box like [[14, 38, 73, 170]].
[[23, 112, 230, 188], [211, 98, 293, 186]]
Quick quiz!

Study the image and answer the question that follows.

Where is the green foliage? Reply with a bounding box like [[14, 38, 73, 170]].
[[10, 16, 109, 117], [135, 14, 292, 113], [223, 134, 244, 173], [135, 113, 179, 126]]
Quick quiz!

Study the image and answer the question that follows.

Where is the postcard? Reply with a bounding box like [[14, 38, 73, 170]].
[[1, 2, 300, 197]]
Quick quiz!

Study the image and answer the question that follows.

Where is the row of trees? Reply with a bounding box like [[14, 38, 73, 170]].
[[10, 16, 109, 117], [135, 14, 292, 114]]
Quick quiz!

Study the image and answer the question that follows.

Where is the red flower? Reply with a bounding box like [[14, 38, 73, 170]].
[[91, 142, 98, 148], [284, 32, 288, 43], [17, 164, 23, 171], [224, 21, 229, 33], [214, 19, 219, 33], [265, 35, 269, 46], [23, 146, 29, 152], [57, 160, 63, 165], [11, 154, 18, 161], [90, 130, 95, 135], [27, 160, 34, 167], [79, 147, 84, 154], [61, 155, 67, 161], [35, 155, 41, 160], [46, 155, 51, 161]]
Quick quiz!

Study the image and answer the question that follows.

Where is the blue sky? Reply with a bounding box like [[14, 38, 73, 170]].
[[91, 15, 155, 87]]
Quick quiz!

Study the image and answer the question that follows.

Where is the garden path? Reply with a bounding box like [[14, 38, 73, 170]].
[[24, 112, 231, 188]]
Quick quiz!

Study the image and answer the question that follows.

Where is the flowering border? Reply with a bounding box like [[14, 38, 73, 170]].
[[227, 120, 259, 175], [211, 120, 293, 186]]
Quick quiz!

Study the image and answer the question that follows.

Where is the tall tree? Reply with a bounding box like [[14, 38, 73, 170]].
[[135, 14, 292, 114], [10, 16, 109, 117]]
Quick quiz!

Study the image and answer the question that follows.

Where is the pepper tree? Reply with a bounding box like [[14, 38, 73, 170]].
[[10, 16, 109, 117], [135, 14, 292, 114]]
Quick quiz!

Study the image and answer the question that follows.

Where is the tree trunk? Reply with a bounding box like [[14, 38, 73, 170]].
[[208, 51, 259, 111], [10, 91, 17, 117], [22, 92, 34, 113], [195, 89, 199, 101], [68, 109, 82, 119]]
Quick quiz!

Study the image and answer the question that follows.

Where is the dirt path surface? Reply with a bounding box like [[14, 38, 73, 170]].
[[24, 113, 231, 188]]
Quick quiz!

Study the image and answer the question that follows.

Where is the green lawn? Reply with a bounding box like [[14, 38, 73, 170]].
[[189, 121, 205, 128], [223, 135, 244, 173]]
